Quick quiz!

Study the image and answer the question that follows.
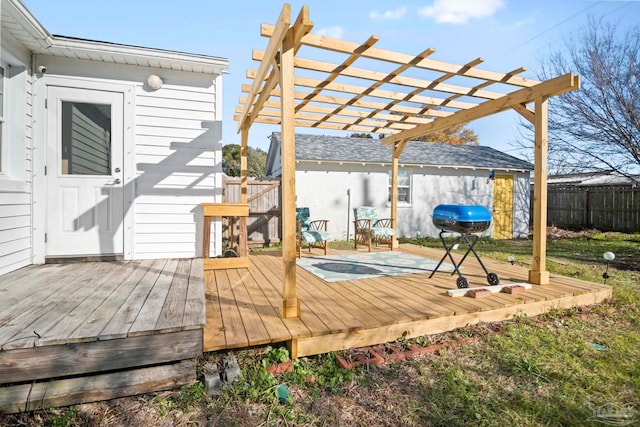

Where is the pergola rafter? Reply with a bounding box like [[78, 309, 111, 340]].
[[232, 3, 580, 318]]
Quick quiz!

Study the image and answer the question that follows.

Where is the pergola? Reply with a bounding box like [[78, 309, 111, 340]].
[[233, 4, 579, 318]]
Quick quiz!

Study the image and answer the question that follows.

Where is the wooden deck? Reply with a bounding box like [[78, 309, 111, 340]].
[[0, 258, 204, 413], [204, 244, 612, 357], [0, 247, 612, 412]]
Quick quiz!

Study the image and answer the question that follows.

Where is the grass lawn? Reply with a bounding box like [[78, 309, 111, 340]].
[[3, 232, 639, 426]]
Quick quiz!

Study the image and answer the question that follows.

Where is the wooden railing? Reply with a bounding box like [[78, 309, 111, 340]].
[[202, 203, 250, 270]]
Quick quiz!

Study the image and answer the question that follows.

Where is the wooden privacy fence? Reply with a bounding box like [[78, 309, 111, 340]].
[[540, 185, 640, 231], [223, 178, 281, 247]]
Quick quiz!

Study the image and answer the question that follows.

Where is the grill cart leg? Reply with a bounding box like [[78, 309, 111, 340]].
[[454, 234, 500, 286], [429, 231, 469, 288], [429, 231, 500, 288]]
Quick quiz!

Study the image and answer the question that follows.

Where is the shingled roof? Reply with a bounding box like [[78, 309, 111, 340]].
[[270, 133, 533, 171]]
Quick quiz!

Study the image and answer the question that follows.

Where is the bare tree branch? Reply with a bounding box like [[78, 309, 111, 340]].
[[515, 17, 640, 177]]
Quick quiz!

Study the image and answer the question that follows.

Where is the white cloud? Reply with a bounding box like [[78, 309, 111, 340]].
[[316, 26, 345, 39], [418, 0, 505, 24], [369, 6, 408, 21]]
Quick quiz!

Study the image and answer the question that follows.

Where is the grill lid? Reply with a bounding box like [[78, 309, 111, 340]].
[[432, 204, 492, 223]]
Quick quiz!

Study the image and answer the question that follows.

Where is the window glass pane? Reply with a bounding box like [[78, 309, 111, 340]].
[[388, 170, 411, 203], [61, 102, 112, 175], [398, 188, 410, 202], [388, 170, 410, 184]]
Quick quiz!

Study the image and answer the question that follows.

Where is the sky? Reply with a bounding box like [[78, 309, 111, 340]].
[[21, 0, 640, 158]]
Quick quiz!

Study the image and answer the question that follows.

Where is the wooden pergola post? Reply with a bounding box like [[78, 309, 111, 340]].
[[390, 141, 402, 248], [238, 125, 249, 257], [529, 97, 550, 285], [279, 26, 300, 318]]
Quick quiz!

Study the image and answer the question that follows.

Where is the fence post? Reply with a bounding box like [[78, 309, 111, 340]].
[[585, 188, 590, 229]]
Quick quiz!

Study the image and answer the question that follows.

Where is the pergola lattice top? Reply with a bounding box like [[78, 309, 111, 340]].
[[231, 3, 580, 319], [234, 4, 578, 148]]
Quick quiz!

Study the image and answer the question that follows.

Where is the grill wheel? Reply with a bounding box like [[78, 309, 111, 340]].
[[456, 277, 470, 289], [487, 272, 500, 286]]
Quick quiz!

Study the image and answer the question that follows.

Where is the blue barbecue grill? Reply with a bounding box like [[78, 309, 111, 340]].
[[429, 204, 500, 289]]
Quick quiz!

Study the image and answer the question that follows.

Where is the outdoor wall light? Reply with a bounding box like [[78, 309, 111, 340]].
[[508, 255, 515, 265], [602, 251, 615, 284], [487, 169, 496, 183], [145, 74, 163, 90]]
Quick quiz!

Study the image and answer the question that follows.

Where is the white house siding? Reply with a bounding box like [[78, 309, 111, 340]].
[[295, 163, 395, 241], [0, 32, 32, 275], [31, 56, 223, 261], [133, 79, 221, 259], [295, 162, 530, 241]]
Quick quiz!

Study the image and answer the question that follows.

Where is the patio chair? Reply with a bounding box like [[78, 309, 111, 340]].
[[353, 206, 395, 252], [296, 207, 331, 258]]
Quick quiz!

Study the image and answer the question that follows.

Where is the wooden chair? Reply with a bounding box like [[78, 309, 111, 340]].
[[353, 206, 395, 252], [296, 207, 331, 258]]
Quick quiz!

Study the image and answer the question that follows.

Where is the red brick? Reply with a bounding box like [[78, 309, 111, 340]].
[[465, 289, 492, 298], [501, 285, 526, 295]]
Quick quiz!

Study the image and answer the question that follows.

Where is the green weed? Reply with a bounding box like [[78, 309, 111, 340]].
[[50, 407, 83, 427]]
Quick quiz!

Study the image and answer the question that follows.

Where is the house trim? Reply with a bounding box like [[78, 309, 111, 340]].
[[295, 158, 528, 174], [3, 0, 227, 75]]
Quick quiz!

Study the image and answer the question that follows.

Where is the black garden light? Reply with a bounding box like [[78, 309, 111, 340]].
[[602, 251, 615, 284]]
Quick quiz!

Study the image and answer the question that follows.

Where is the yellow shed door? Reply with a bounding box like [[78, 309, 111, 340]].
[[493, 175, 514, 239]]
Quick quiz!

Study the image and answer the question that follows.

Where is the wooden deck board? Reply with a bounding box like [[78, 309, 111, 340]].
[[38, 262, 147, 346], [287, 256, 361, 330], [368, 275, 457, 318], [295, 267, 367, 332], [239, 269, 292, 342], [183, 258, 205, 329], [100, 259, 167, 340], [0, 259, 207, 349], [68, 260, 155, 343], [156, 259, 191, 333], [0, 264, 93, 330], [1, 359, 196, 415], [203, 270, 227, 351], [129, 259, 179, 336], [214, 269, 250, 348], [545, 280, 593, 295], [0, 263, 116, 349], [401, 274, 498, 314], [339, 278, 416, 324], [226, 269, 272, 347], [0, 264, 74, 311], [345, 276, 425, 321], [248, 254, 312, 339]]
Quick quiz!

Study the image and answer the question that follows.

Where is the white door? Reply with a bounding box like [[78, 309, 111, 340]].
[[46, 86, 124, 257]]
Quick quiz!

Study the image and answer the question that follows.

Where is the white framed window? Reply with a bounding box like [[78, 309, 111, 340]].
[[388, 169, 412, 205], [0, 65, 4, 174], [0, 57, 28, 192]]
